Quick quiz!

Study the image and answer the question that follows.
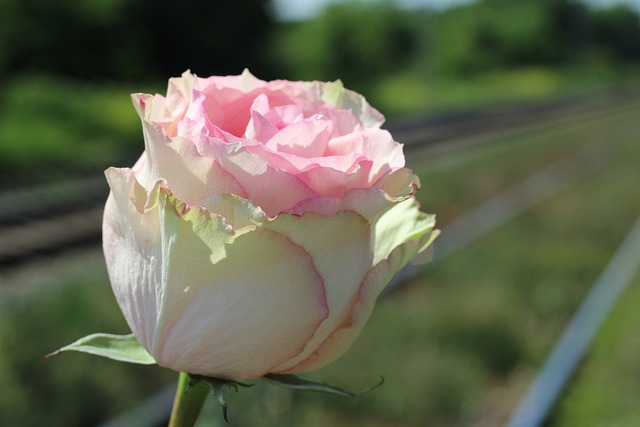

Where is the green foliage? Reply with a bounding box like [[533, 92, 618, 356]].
[[0, 267, 173, 427], [370, 67, 564, 117], [0, 0, 273, 82], [269, 0, 640, 116], [432, 0, 578, 75], [549, 278, 640, 427], [2, 0, 640, 98], [270, 2, 419, 91], [0, 74, 142, 187], [591, 5, 640, 62]]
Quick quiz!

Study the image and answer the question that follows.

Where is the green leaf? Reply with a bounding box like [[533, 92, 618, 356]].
[[263, 373, 384, 397], [45, 333, 156, 365]]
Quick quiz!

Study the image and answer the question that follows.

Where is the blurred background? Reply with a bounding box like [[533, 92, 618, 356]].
[[0, 0, 639, 425]]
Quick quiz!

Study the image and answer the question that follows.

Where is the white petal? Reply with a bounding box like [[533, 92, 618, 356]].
[[281, 228, 439, 373], [265, 211, 373, 372], [135, 121, 246, 205], [150, 193, 329, 379], [320, 80, 385, 128], [103, 168, 165, 353], [274, 198, 437, 373]]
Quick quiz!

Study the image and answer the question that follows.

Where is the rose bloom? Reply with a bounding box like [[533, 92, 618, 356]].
[[103, 70, 437, 380]]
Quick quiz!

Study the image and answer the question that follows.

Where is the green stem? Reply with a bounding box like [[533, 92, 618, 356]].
[[168, 372, 210, 427]]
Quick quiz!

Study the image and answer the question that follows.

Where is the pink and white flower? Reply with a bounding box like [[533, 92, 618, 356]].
[[103, 70, 437, 380]]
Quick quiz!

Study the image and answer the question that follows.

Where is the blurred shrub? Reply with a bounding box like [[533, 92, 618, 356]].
[[0, 0, 274, 82], [1, 0, 639, 87], [428, 308, 525, 375], [268, 0, 640, 115], [591, 5, 640, 62], [432, 0, 577, 75], [0, 275, 173, 427], [0, 74, 141, 186], [270, 2, 420, 91]]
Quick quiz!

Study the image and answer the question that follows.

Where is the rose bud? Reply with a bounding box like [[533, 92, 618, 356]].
[[103, 70, 438, 380]]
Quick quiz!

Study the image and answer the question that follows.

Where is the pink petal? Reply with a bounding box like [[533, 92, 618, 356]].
[[197, 139, 316, 216], [287, 187, 404, 220], [264, 119, 332, 158], [244, 95, 280, 141], [325, 132, 368, 156], [296, 160, 373, 197], [136, 121, 246, 205], [198, 68, 266, 93], [367, 128, 406, 183], [317, 106, 362, 136]]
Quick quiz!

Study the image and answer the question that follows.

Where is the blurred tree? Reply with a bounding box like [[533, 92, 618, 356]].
[[119, 0, 274, 80], [432, 0, 592, 76], [271, 1, 419, 91], [592, 5, 640, 62], [0, 0, 128, 80], [0, 0, 274, 82]]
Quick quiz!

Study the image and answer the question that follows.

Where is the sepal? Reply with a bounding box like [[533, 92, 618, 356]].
[[187, 374, 253, 423]]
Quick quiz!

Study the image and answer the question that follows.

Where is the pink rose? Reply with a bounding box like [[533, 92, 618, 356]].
[[103, 70, 437, 380]]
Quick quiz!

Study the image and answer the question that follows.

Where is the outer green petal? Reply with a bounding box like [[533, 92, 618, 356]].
[[264, 211, 373, 372], [320, 80, 385, 128], [197, 192, 267, 230], [372, 198, 436, 265], [279, 199, 438, 373], [147, 192, 329, 380], [103, 169, 330, 380]]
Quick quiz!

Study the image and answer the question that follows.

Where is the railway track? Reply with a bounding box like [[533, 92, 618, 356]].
[[0, 177, 107, 267], [393, 87, 640, 150], [1, 89, 639, 268]]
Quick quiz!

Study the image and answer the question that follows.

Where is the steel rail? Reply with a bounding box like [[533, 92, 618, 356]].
[[505, 215, 640, 427], [394, 88, 640, 149]]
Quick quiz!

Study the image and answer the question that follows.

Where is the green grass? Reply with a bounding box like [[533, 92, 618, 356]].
[[411, 99, 639, 223], [372, 67, 560, 117], [0, 74, 150, 187], [0, 257, 174, 426], [370, 65, 640, 118], [548, 274, 640, 427]]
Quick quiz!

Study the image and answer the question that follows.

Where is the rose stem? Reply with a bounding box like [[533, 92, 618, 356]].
[[168, 372, 210, 427]]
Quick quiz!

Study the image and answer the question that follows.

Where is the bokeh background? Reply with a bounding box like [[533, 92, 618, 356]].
[[1, 0, 639, 426]]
